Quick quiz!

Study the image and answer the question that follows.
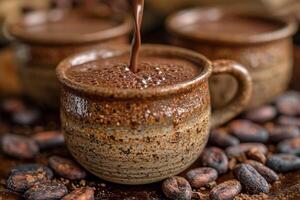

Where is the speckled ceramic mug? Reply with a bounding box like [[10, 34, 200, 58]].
[[7, 9, 131, 108], [166, 7, 297, 109], [56, 45, 252, 185]]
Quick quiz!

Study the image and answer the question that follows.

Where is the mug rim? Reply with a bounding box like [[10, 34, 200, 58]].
[[56, 44, 212, 99], [6, 9, 132, 45], [166, 7, 298, 45]]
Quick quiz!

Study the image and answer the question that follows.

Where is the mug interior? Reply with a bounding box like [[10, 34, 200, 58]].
[[56, 44, 212, 99]]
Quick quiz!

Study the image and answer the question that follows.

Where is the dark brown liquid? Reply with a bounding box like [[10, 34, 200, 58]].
[[66, 54, 201, 89], [22, 11, 118, 39], [129, 0, 144, 73], [185, 15, 281, 36]]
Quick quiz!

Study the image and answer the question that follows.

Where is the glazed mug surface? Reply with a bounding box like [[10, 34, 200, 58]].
[[56, 44, 252, 184], [7, 9, 131, 108], [166, 7, 298, 109]]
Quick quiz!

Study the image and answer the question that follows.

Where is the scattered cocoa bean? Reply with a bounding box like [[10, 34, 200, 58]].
[[24, 182, 68, 200], [228, 158, 238, 170], [210, 180, 242, 200], [206, 181, 217, 189], [243, 105, 277, 123], [48, 156, 87, 180], [209, 128, 240, 148], [186, 167, 218, 188], [266, 154, 300, 172], [225, 143, 268, 159], [201, 147, 228, 174], [275, 91, 300, 116], [234, 164, 269, 194], [277, 138, 300, 155], [62, 187, 94, 200], [1, 99, 25, 114], [245, 148, 266, 164], [1, 134, 39, 159], [33, 131, 64, 149], [162, 176, 192, 200], [244, 160, 279, 183], [12, 109, 40, 125], [236, 153, 248, 163], [7, 164, 53, 192], [268, 125, 300, 143], [4, 95, 300, 199], [277, 116, 300, 127], [228, 120, 268, 143], [0, 188, 21, 200]]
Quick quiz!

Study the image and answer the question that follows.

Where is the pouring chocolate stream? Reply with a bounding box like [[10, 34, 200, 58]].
[[129, 0, 144, 73]]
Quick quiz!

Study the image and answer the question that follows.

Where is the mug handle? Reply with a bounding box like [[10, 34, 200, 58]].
[[211, 59, 252, 128]]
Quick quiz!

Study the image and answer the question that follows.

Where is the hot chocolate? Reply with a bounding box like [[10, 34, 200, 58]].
[[9, 10, 131, 44], [183, 15, 282, 36], [65, 53, 201, 89], [66, 0, 196, 90], [21, 12, 118, 40]]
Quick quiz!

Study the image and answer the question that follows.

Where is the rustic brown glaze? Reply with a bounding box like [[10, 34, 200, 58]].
[[166, 7, 298, 109], [7, 9, 132, 108], [56, 44, 252, 184], [292, 45, 300, 91]]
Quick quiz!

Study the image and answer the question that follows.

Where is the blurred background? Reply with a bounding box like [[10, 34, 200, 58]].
[[0, 0, 300, 97]]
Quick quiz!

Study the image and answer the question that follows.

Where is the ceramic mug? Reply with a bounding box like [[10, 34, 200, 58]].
[[166, 7, 297, 109], [7, 9, 131, 108], [56, 44, 252, 184]]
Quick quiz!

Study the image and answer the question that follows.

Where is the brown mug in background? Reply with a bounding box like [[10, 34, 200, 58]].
[[6, 9, 131, 108], [293, 44, 300, 90], [166, 7, 297, 109], [56, 45, 252, 184]]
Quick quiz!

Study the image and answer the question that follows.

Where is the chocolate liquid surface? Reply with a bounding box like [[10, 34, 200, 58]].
[[65, 54, 201, 89], [184, 15, 282, 36], [21, 11, 118, 39]]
